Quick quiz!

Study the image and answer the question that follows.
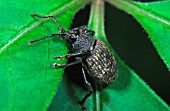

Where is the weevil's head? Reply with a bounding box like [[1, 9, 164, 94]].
[[60, 25, 95, 53], [60, 25, 89, 41]]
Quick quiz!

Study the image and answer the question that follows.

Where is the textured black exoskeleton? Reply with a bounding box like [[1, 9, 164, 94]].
[[29, 14, 117, 110]]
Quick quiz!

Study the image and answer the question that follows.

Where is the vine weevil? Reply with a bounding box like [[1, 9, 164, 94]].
[[28, 14, 118, 110]]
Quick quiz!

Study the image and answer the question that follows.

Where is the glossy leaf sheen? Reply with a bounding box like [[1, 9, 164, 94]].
[[0, 0, 87, 111], [107, 0, 170, 70]]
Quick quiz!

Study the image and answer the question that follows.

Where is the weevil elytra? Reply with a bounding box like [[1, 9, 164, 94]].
[[29, 14, 117, 110]]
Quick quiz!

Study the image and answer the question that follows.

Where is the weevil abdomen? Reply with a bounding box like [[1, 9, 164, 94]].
[[86, 40, 117, 84]]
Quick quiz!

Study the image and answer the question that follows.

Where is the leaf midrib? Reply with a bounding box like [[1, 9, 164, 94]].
[[88, 0, 105, 110]]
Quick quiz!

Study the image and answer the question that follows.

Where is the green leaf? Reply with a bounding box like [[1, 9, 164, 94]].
[[0, 0, 88, 111], [106, 0, 170, 70], [1, 0, 170, 111], [48, 0, 170, 111]]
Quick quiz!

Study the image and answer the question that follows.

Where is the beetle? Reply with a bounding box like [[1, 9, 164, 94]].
[[29, 14, 117, 109]]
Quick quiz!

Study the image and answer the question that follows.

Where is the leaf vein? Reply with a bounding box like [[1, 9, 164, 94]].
[[0, 0, 88, 55]]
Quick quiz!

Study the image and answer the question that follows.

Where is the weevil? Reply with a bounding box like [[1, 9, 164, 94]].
[[29, 14, 117, 110]]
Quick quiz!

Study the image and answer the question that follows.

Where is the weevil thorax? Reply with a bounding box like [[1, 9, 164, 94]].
[[66, 26, 95, 53]]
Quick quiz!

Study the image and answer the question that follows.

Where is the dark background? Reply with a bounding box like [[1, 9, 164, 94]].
[[71, 1, 170, 105]]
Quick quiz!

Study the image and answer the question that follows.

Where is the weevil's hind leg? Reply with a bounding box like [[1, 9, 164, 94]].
[[79, 92, 92, 110], [79, 67, 93, 110], [82, 67, 93, 92]]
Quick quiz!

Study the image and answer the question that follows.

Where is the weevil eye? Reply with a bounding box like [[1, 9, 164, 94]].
[[74, 30, 80, 37], [69, 36, 77, 43]]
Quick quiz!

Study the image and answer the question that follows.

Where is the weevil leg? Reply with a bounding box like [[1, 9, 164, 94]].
[[79, 91, 92, 110], [53, 52, 83, 60], [87, 30, 95, 36], [82, 63, 93, 76], [53, 59, 81, 68], [82, 67, 93, 92], [79, 67, 93, 110]]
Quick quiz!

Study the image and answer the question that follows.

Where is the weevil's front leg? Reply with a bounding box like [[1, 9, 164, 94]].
[[87, 30, 95, 36], [54, 52, 83, 60], [53, 59, 81, 68]]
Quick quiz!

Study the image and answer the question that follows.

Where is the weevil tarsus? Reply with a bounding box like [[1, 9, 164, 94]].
[[53, 59, 81, 68], [79, 91, 93, 110]]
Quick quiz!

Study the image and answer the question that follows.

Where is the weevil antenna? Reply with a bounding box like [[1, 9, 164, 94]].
[[28, 34, 64, 45], [31, 14, 65, 33]]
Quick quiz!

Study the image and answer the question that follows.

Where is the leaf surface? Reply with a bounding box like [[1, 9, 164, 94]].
[[0, 0, 88, 111]]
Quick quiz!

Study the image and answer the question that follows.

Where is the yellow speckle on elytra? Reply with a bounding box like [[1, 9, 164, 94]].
[[97, 74, 103, 79]]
